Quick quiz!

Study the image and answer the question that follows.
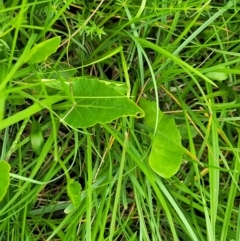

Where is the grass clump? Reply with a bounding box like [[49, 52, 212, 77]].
[[1, 0, 240, 240]]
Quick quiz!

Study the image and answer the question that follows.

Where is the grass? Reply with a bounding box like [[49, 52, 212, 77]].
[[1, 0, 240, 240]]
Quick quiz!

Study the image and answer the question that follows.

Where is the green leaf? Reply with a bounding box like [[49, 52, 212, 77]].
[[12, 97, 25, 105], [98, 79, 128, 95], [64, 203, 75, 214], [205, 71, 228, 81], [25, 36, 61, 63], [178, 124, 198, 140], [0, 161, 10, 201], [45, 63, 77, 79], [139, 99, 184, 178], [41, 77, 128, 95], [59, 77, 144, 128], [30, 119, 44, 155], [129, 232, 138, 241], [67, 179, 81, 208]]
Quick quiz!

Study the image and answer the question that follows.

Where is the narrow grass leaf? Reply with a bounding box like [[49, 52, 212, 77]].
[[0, 161, 10, 201]]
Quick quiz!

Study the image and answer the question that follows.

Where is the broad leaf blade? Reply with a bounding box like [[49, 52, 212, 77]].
[[62, 77, 144, 128], [25, 36, 61, 63], [150, 115, 183, 178], [41, 77, 128, 95], [98, 79, 128, 95], [67, 179, 81, 208], [179, 124, 198, 140], [140, 99, 183, 178], [205, 71, 228, 81], [0, 161, 10, 201]]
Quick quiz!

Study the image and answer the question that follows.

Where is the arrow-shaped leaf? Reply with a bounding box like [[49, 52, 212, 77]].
[[59, 77, 144, 128]]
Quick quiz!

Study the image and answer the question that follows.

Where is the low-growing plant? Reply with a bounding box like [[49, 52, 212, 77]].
[[1, 0, 240, 240]]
